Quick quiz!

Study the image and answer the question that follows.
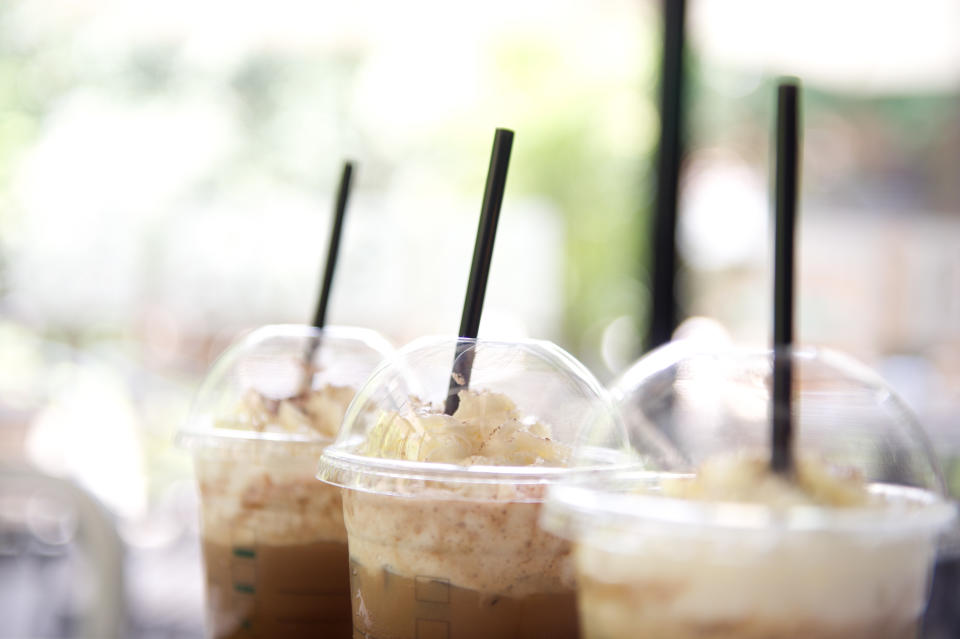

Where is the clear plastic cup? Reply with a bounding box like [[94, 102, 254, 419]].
[[177, 324, 394, 639], [317, 336, 622, 639], [542, 343, 956, 639]]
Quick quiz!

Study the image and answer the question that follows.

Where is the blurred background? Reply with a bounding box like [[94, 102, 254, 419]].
[[0, 0, 957, 636]]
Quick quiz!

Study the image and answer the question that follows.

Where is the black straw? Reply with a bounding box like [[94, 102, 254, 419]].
[[647, 0, 686, 351], [301, 161, 354, 387], [771, 81, 800, 474], [312, 161, 354, 330], [444, 128, 514, 415]]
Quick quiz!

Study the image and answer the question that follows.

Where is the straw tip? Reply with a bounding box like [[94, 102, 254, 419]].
[[494, 127, 515, 138]]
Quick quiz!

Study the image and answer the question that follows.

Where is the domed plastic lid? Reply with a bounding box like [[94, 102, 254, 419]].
[[543, 342, 955, 539], [176, 324, 395, 454], [317, 335, 629, 497]]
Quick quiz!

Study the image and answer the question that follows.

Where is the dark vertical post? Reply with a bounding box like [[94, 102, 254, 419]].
[[771, 81, 800, 474], [646, 0, 686, 351]]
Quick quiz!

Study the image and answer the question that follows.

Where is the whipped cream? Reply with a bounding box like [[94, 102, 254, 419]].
[[662, 453, 876, 508], [220, 384, 355, 439], [362, 389, 570, 466]]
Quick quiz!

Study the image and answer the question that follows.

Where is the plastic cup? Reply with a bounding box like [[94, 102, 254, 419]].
[[317, 336, 622, 639], [177, 325, 393, 639], [543, 343, 956, 639]]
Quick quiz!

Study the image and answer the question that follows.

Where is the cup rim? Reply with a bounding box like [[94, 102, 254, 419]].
[[176, 426, 334, 450], [316, 446, 639, 491], [542, 471, 957, 537]]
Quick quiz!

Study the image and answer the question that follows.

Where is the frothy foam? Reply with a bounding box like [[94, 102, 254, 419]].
[[576, 523, 935, 638], [198, 385, 356, 546], [344, 389, 575, 597], [197, 453, 346, 545], [344, 489, 574, 598], [572, 455, 942, 637]]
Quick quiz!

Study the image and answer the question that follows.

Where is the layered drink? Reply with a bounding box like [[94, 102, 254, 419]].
[[344, 389, 577, 639], [179, 325, 394, 639], [196, 385, 354, 639], [319, 336, 620, 639], [572, 454, 951, 639], [542, 344, 955, 639]]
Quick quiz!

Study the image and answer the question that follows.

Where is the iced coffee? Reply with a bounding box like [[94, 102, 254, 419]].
[[573, 455, 951, 639], [543, 345, 956, 639], [319, 336, 621, 639], [179, 325, 393, 639]]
